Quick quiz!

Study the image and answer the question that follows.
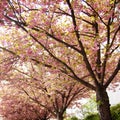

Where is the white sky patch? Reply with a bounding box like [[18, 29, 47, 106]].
[[108, 83, 120, 105]]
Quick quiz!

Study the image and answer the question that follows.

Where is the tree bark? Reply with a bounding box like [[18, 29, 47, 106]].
[[96, 86, 112, 120], [56, 113, 63, 120]]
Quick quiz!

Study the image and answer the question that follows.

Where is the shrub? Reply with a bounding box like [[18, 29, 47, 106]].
[[84, 103, 120, 120], [84, 114, 100, 120], [66, 116, 79, 120], [111, 104, 120, 120]]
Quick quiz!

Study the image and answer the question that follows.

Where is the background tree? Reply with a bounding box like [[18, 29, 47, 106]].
[[0, 95, 51, 120], [0, 58, 87, 120], [0, 83, 51, 120], [21, 74, 87, 120], [0, 0, 120, 120], [0, 30, 87, 120]]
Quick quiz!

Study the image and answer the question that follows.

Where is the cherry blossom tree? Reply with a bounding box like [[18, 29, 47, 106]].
[[1, 55, 87, 120], [0, 0, 120, 120], [0, 52, 87, 120], [0, 26, 87, 120], [20, 74, 87, 120], [0, 89, 51, 120]]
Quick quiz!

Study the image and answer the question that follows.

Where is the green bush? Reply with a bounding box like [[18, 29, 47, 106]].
[[66, 116, 79, 120], [84, 103, 120, 120], [111, 104, 120, 120], [70, 116, 79, 120], [84, 114, 100, 120]]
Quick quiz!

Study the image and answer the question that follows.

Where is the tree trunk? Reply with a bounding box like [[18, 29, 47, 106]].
[[56, 113, 63, 120], [96, 86, 112, 120]]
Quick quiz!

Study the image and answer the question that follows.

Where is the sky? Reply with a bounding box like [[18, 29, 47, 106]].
[[108, 84, 120, 105]]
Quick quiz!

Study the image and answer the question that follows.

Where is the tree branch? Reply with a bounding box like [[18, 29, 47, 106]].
[[0, 46, 18, 56], [68, 74, 96, 90], [66, 0, 98, 86], [110, 25, 120, 48], [104, 59, 120, 88], [0, 46, 51, 68], [22, 88, 56, 116], [82, 0, 107, 26], [19, 23, 97, 90]]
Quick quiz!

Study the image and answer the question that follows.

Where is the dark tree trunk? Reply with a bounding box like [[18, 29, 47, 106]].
[[96, 86, 112, 120], [56, 113, 63, 120]]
